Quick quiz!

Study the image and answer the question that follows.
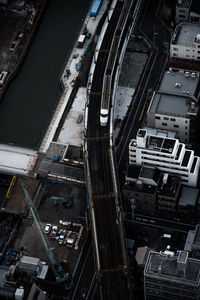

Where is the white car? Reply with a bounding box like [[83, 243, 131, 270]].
[[44, 224, 52, 234]]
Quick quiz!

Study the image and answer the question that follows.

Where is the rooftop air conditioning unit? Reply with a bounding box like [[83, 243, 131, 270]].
[[175, 82, 181, 88], [196, 34, 200, 43], [185, 72, 190, 77], [191, 72, 196, 78], [191, 101, 195, 110]]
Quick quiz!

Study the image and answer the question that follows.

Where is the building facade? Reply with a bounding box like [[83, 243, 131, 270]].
[[129, 128, 200, 187], [147, 91, 199, 144], [175, 0, 191, 24], [170, 23, 200, 61]]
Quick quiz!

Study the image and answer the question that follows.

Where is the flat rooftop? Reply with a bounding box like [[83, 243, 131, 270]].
[[176, 0, 191, 8], [147, 135, 176, 154], [149, 92, 198, 117], [159, 71, 199, 97], [179, 186, 199, 207], [0, 144, 37, 175], [176, 23, 200, 46], [145, 251, 200, 287]]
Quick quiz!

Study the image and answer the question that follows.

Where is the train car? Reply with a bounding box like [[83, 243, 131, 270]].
[[99, 0, 133, 127], [100, 75, 112, 126]]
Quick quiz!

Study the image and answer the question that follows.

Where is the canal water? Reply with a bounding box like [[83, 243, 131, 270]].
[[0, 0, 91, 149]]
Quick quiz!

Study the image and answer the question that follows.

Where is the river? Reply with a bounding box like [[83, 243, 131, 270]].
[[0, 0, 91, 149]]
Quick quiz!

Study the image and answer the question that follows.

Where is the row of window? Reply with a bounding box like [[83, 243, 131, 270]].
[[141, 156, 190, 172], [155, 116, 188, 123], [173, 53, 200, 59], [161, 123, 188, 132]]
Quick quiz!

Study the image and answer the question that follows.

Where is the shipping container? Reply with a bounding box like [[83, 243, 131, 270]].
[[90, 0, 102, 17]]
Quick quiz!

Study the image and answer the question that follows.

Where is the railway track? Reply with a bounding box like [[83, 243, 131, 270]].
[[85, 1, 137, 298]]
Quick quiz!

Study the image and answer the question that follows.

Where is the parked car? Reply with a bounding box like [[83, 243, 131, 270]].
[[50, 226, 58, 238], [44, 224, 52, 234], [66, 232, 77, 248], [59, 230, 67, 245]]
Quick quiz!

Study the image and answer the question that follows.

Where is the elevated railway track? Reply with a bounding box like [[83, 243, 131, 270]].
[[84, 0, 139, 298]]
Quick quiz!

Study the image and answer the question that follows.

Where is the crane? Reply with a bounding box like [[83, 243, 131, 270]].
[[21, 183, 69, 283]]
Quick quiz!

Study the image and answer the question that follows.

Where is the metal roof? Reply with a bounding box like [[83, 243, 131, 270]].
[[159, 71, 199, 97], [176, 23, 200, 46], [144, 251, 200, 286], [149, 92, 198, 118]]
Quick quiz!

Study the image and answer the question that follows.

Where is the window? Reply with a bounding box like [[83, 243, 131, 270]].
[[185, 55, 190, 58], [198, 45, 200, 48], [155, 116, 161, 120], [164, 117, 169, 120], [173, 47, 178, 51], [179, 14, 185, 18], [174, 124, 179, 128], [198, 57, 200, 60], [170, 118, 176, 121], [173, 53, 177, 56], [185, 49, 190, 51], [185, 126, 187, 129], [185, 120, 188, 123], [185, 133, 187, 135], [162, 123, 167, 126]]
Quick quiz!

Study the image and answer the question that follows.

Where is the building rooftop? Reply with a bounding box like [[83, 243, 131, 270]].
[[144, 251, 200, 286], [159, 71, 199, 97], [157, 174, 180, 198], [176, 0, 191, 8], [0, 144, 38, 175], [147, 135, 176, 154], [175, 23, 200, 46], [178, 186, 199, 207], [149, 92, 198, 118]]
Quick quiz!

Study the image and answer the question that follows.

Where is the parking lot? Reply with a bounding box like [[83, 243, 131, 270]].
[[12, 179, 87, 276]]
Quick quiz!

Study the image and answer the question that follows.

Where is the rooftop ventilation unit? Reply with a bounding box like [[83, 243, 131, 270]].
[[163, 173, 169, 184], [196, 34, 200, 43], [175, 82, 181, 88], [191, 101, 195, 110], [185, 72, 190, 77]]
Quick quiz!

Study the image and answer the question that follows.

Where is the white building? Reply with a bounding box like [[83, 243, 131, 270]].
[[129, 128, 200, 187], [146, 70, 200, 144], [170, 23, 200, 61], [175, 0, 191, 24]]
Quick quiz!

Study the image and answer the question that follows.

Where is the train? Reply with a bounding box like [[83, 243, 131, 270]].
[[100, 74, 112, 126], [99, 0, 133, 127]]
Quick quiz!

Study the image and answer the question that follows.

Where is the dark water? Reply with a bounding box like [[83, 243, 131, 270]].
[[0, 0, 91, 149]]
